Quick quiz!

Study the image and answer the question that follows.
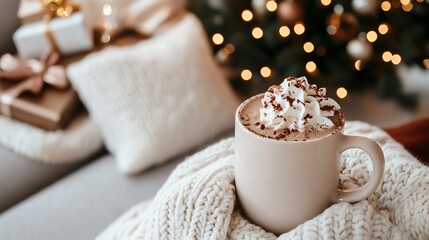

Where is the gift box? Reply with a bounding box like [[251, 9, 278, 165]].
[[0, 51, 81, 131], [18, 0, 84, 24], [0, 82, 80, 130], [13, 12, 93, 59]]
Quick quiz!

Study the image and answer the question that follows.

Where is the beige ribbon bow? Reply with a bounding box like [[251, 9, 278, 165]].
[[0, 50, 69, 117]]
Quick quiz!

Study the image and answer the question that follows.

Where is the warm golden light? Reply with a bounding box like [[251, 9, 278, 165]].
[[382, 51, 392, 62], [391, 54, 401, 65], [212, 33, 224, 45], [381, 1, 391, 11], [306, 61, 317, 72], [241, 69, 252, 81], [279, 26, 290, 37], [303, 42, 314, 53], [355, 60, 362, 71], [103, 4, 112, 16], [378, 24, 389, 35], [266, 1, 278, 12], [416, 0, 424, 2], [402, 3, 413, 11], [400, 0, 410, 5], [366, 31, 378, 42], [252, 27, 264, 39], [321, 0, 331, 6], [294, 23, 305, 35], [242, 10, 253, 21], [224, 44, 235, 54], [423, 59, 429, 69], [260, 67, 272, 78], [336, 87, 348, 99]]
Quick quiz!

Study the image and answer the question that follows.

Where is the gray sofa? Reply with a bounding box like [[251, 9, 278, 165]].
[[0, 145, 183, 239]]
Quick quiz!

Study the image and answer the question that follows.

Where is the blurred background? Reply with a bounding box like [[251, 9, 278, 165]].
[[186, 0, 429, 127], [1, 0, 428, 128]]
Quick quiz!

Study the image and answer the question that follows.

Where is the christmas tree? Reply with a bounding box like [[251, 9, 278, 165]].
[[187, 0, 429, 109]]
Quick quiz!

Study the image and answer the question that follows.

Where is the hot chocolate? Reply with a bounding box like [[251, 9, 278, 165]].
[[239, 76, 344, 141]]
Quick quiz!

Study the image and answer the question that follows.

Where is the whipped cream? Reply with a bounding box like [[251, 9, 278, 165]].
[[259, 76, 340, 132]]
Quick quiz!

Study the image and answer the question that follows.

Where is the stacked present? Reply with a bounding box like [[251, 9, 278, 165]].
[[0, 0, 178, 131], [14, 0, 94, 60]]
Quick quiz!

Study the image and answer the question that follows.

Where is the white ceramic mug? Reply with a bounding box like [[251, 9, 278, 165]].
[[235, 94, 385, 235]]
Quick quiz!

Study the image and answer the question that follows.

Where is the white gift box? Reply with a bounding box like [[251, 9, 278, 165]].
[[13, 12, 93, 59], [17, 0, 87, 24]]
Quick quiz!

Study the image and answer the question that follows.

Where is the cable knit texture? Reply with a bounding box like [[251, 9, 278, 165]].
[[97, 121, 429, 240], [67, 14, 239, 174], [0, 114, 102, 164]]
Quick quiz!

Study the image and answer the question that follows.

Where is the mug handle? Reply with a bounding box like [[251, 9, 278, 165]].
[[334, 134, 385, 203]]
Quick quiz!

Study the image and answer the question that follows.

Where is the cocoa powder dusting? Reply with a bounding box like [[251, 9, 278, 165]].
[[321, 105, 335, 112], [267, 85, 276, 93], [286, 96, 294, 106], [303, 114, 312, 121]]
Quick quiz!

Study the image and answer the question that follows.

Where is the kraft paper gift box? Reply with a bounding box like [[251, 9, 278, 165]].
[[0, 82, 80, 131], [13, 12, 94, 59], [0, 52, 82, 131]]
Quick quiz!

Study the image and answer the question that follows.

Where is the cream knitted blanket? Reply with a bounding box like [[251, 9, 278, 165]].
[[0, 114, 102, 164], [97, 121, 429, 240]]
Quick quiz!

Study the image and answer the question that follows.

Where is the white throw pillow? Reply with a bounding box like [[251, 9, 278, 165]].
[[67, 14, 239, 174]]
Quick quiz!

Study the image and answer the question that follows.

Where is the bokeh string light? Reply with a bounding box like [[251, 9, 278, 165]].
[[382, 51, 392, 62], [366, 31, 378, 42], [391, 54, 401, 65], [402, 3, 413, 11], [354, 60, 362, 70], [303, 42, 314, 53], [381, 1, 391, 11], [321, 0, 332, 6], [252, 27, 264, 39], [212, 33, 224, 45], [279, 26, 290, 37], [241, 69, 252, 81], [294, 22, 305, 35], [336, 87, 348, 99], [241, 10, 253, 21], [306, 61, 317, 73], [260, 67, 272, 78], [266, 1, 278, 12], [378, 24, 389, 35]]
